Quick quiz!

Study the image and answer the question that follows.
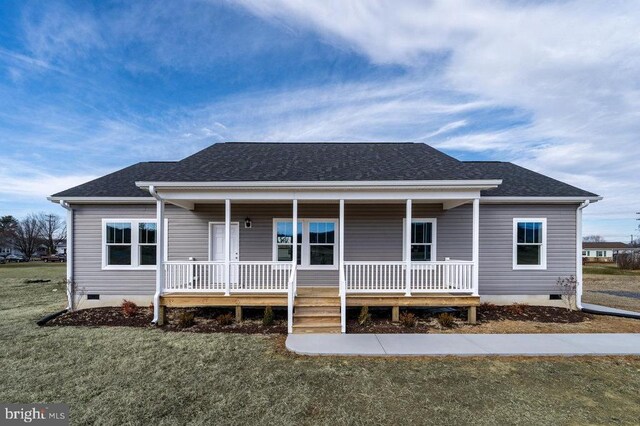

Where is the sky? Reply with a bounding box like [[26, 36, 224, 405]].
[[0, 0, 638, 241]]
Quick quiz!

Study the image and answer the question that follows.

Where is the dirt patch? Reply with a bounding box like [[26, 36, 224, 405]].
[[48, 306, 287, 334]]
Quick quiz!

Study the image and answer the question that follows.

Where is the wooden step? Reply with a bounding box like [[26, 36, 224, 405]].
[[294, 315, 341, 326], [297, 287, 339, 296], [292, 324, 341, 334], [294, 297, 341, 307], [295, 306, 340, 315]]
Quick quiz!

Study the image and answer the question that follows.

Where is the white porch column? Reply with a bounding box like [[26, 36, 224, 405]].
[[154, 198, 165, 322], [339, 199, 345, 295], [405, 199, 412, 296], [472, 198, 480, 296], [224, 199, 231, 296], [292, 199, 298, 271]]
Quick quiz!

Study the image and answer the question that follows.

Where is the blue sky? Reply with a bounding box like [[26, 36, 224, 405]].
[[0, 0, 639, 241]]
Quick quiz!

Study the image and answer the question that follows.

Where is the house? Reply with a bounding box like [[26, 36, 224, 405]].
[[48, 142, 601, 333], [582, 242, 629, 263]]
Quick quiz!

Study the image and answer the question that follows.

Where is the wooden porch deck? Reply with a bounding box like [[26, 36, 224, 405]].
[[159, 289, 480, 332]]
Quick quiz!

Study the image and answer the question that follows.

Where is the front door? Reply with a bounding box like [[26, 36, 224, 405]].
[[210, 223, 240, 282]]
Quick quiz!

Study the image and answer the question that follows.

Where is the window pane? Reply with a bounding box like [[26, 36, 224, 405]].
[[310, 245, 334, 265], [411, 222, 432, 244], [517, 222, 526, 244], [140, 245, 157, 265], [412, 223, 424, 244], [106, 222, 131, 244], [309, 222, 334, 244], [277, 222, 292, 244], [517, 245, 540, 265], [532, 222, 542, 244], [277, 244, 301, 265], [411, 244, 431, 261], [139, 223, 156, 244], [108, 245, 131, 265]]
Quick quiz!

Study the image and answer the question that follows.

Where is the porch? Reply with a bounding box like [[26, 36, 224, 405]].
[[149, 193, 483, 333], [139, 176, 499, 332]]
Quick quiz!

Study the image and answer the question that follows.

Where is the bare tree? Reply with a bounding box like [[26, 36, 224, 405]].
[[37, 213, 66, 255], [583, 235, 605, 243], [13, 215, 42, 260], [0, 215, 18, 248]]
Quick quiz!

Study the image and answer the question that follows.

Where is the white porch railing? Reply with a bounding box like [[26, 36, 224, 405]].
[[164, 261, 292, 293], [344, 260, 474, 293]]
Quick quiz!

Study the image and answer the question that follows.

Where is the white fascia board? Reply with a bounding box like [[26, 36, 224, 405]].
[[135, 179, 502, 190], [157, 189, 482, 201], [480, 196, 602, 204]]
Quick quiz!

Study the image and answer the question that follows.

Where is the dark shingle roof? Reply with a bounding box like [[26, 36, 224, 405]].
[[51, 162, 175, 198], [583, 242, 629, 249], [465, 161, 599, 198], [150, 142, 489, 181], [51, 142, 598, 199]]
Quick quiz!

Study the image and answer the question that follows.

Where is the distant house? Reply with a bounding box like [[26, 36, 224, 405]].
[[582, 242, 629, 263]]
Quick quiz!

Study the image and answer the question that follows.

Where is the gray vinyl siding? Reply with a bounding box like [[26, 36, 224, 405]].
[[479, 204, 578, 295], [71, 202, 578, 295], [73, 204, 157, 296]]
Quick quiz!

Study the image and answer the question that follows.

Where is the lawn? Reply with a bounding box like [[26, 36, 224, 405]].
[[1, 264, 640, 425], [583, 264, 640, 312]]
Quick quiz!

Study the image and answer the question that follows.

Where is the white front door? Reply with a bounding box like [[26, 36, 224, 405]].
[[210, 223, 240, 282]]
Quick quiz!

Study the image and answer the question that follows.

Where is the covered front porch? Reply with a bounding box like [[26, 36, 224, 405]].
[[142, 181, 493, 333]]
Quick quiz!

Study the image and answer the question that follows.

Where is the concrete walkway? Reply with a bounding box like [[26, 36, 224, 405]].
[[582, 303, 640, 319], [286, 333, 640, 356]]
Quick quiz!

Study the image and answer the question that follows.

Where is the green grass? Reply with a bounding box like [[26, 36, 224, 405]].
[[583, 263, 640, 276], [1, 264, 640, 425]]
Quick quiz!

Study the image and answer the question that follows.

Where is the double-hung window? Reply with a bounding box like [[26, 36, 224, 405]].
[[273, 219, 338, 268], [309, 222, 335, 265], [410, 219, 436, 261], [513, 218, 547, 270], [103, 219, 157, 269]]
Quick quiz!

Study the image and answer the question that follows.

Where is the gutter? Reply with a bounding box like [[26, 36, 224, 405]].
[[575, 200, 590, 310], [148, 185, 162, 324], [59, 200, 74, 311]]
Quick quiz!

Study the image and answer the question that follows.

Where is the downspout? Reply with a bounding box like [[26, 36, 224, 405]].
[[148, 185, 163, 324], [575, 200, 590, 310], [59, 200, 74, 311]]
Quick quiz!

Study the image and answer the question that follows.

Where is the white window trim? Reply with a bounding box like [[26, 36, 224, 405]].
[[512, 218, 547, 270], [402, 218, 437, 262], [272, 218, 339, 270], [101, 218, 166, 271]]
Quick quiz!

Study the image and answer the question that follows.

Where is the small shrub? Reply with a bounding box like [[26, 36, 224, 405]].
[[121, 300, 138, 317], [216, 313, 234, 326], [556, 275, 577, 310], [437, 312, 455, 328], [506, 303, 527, 315], [399, 312, 417, 328], [263, 306, 274, 326], [358, 306, 371, 326], [177, 311, 195, 328]]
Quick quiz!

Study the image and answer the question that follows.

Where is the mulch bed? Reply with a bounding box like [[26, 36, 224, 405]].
[[478, 303, 589, 323], [347, 304, 591, 333], [46, 304, 590, 334], [47, 306, 287, 334]]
